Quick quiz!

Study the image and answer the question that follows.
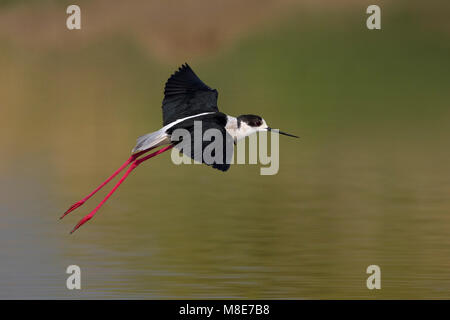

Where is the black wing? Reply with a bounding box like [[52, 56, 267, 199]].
[[162, 63, 219, 126], [166, 113, 233, 172]]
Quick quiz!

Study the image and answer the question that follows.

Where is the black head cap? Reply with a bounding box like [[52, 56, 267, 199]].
[[237, 114, 263, 128]]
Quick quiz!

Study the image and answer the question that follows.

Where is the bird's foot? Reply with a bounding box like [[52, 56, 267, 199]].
[[70, 212, 94, 234], [60, 200, 85, 220]]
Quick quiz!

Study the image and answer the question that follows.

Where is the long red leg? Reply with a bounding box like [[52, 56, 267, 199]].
[[70, 144, 174, 234], [61, 148, 156, 219]]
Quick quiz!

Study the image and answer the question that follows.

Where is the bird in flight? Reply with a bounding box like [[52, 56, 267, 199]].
[[61, 63, 298, 233]]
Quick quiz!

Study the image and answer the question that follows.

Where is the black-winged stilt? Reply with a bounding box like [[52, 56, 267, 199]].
[[61, 63, 297, 233]]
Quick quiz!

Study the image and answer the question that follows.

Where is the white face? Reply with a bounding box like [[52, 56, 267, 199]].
[[259, 119, 269, 131], [234, 118, 268, 141]]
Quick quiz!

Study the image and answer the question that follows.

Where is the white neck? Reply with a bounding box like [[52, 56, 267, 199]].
[[225, 116, 261, 142]]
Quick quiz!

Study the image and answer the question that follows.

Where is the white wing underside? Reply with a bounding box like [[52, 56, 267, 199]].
[[131, 112, 214, 153]]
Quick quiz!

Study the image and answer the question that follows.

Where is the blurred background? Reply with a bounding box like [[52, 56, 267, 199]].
[[0, 0, 449, 299]]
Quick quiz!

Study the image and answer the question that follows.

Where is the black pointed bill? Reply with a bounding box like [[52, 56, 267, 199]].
[[267, 127, 299, 138]]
